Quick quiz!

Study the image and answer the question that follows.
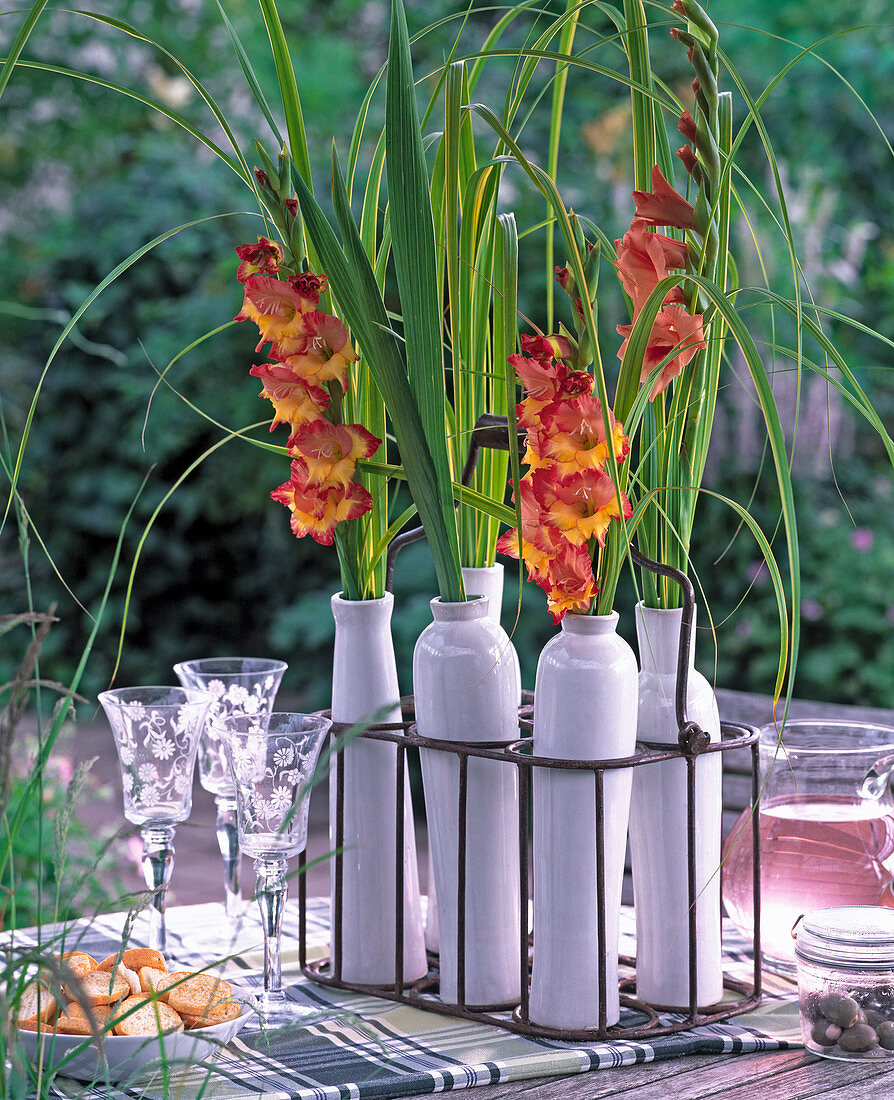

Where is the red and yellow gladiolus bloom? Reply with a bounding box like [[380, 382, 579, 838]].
[[510, 353, 593, 407], [271, 461, 374, 545], [287, 418, 381, 490], [288, 271, 327, 309], [235, 275, 313, 354], [272, 311, 358, 389], [249, 362, 331, 431], [533, 466, 633, 549], [519, 332, 576, 364], [536, 394, 629, 477], [235, 237, 284, 283], [543, 545, 599, 623], [496, 476, 567, 581]]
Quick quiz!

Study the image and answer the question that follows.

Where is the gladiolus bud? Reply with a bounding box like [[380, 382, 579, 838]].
[[678, 109, 698, 143], [676, 144, 702, 182], [555, 266, 572, 291]]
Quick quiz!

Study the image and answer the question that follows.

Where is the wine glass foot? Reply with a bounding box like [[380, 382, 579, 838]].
[[253, 990, 327, 1029]]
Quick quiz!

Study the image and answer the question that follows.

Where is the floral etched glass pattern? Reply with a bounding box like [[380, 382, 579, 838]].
[[217, 712, 331, 1025], [99, 686, 211, 825], [174, 658, 287, 796], [98, 685, 212, 953], [220, 713, 329, 859]]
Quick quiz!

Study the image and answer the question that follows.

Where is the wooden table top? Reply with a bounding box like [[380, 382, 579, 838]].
[[434, 1047, 892, 1099]]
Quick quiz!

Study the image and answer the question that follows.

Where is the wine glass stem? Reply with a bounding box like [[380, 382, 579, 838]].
[[255, 857, 288, 997], [214, 795, 242, 918], [141, 824, 176, 955]]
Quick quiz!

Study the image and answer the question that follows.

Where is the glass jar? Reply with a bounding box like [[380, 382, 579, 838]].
[[795, 906, 894, 1060]]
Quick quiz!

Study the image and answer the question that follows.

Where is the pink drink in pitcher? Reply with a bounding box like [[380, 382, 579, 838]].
[[723, 795, 894, 971], [721, 721, 894, 974]]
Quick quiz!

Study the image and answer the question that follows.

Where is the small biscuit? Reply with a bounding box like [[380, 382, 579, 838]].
[[58, 952, 100, 1000], [112, 995, 184, 1037], [181, 1000, 243, 1029], [161, 973, 234, 1019], [138, 966, 168, 993], [17, 982, 57, 1031], [72, 969, 130, 1005], [55, 1002, 112, 1036], [154, 970, 189, 1000], [98, 948, 167, 974], [57, 952, 99, 979]]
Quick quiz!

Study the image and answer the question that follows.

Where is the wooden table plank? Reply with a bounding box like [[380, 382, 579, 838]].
[[415, 1049, 893, 1100]]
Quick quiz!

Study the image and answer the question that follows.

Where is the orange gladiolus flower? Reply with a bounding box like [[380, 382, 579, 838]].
[[533, 467, 633, 548], [235, 275, 310, 354], [271, 462, 374, 545], [510, 354, 593, 406], [519, 332, 576, 364], [496, 477, 567, 580], [235, 237, 283, 283], [543, 546, 598, 623], [614, 218, 690, 313], [537, 394, 629, 476], [631, 165, 695, 230], [288, 271, 327, 310], [617, 302, 707, 399], [273, 311, 358, 387], [249, 363, 331, 430], [499, 525, 566, 589], [287, 418, 381, 489]]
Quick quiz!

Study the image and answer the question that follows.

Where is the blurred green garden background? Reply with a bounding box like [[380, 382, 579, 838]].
[[1, 0, 892, 713]]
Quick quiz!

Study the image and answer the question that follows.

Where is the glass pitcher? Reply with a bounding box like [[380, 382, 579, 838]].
[[723, 720, 894, 974]]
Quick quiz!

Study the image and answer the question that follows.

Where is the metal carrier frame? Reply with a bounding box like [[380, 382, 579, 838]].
[[298, 416, 762, 1041]]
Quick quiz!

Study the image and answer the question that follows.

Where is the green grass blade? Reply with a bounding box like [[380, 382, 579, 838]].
[[5, 59, 246, 179], [622, 0, 656, 190], [257, 0, 311, 182], [1, 212, 246, 534], [215, 0, 283, 147], [545, 0, 581, 331], [0, 0, 49, 101]]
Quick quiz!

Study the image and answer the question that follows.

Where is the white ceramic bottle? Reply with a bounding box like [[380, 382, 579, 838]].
[[414, 595, 521, 1006], [528, 611, 638, 1030], [330, 591, 427, 985], [628, 602, 723, 1008]]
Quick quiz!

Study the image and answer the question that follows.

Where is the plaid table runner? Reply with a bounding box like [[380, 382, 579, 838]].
[[11, 899, 800, 1099]]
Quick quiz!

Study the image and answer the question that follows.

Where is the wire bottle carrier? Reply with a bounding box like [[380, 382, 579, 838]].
[[298, 416, 762, 1040]]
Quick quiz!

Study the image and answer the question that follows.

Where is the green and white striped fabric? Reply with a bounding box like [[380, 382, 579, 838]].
[[12, 900, 798, 1099]]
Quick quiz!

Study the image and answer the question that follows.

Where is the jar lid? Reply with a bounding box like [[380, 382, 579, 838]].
[[795, 906, 894, 969]]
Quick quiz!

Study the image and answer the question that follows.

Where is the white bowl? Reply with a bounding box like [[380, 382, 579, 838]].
[[17, 1006, 253, 1083]]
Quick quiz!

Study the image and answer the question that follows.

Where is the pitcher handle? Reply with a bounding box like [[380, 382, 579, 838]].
[[860, 753, 894, 800]]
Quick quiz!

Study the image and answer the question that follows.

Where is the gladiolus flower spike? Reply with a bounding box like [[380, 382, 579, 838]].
[[234, 240, 376, 543], [497, 336, 632, 622], [614, 167, 709, 400]]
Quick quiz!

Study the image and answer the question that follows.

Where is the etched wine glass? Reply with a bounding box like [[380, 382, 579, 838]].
[[173, 657, 287, 918], [98, 686, 211, 955], [217, 712, 331, 1026]]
